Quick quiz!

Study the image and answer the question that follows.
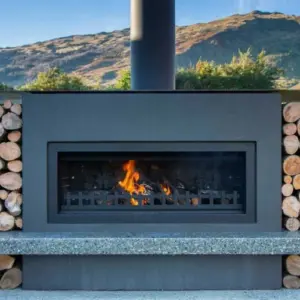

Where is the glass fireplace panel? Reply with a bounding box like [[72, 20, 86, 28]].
[[57, 151, 246, 213]]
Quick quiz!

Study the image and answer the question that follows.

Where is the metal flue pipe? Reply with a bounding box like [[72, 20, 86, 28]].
[[130, 0, 176, 90]]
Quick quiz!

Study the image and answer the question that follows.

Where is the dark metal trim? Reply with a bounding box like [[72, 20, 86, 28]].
[[48, 142, 256, 224]]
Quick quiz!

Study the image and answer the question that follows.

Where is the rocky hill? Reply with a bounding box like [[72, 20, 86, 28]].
[[1, 10, 300, 87]]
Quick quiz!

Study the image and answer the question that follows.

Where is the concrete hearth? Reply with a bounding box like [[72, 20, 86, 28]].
[[1, 289, 300, 300]]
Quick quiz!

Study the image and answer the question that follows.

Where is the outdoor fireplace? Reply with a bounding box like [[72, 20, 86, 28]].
[[22, 92, 281, 290], [23, 91, 281, 233], [49, 142, 255, 223]]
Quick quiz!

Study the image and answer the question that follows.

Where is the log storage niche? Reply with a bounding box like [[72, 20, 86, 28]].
[[283, 102, 300, 289], [0, 99, 22, 290], [282, 102, 300, 228]]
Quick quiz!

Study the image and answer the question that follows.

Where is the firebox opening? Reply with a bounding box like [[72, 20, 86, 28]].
[[58, 151, 246, 211], [48, 142, 255, 224]]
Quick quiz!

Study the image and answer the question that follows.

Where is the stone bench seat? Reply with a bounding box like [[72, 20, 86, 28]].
[[0, 231, 299, 255]]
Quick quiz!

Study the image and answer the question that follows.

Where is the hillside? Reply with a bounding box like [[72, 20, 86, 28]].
[[1, 10, 300, 87]]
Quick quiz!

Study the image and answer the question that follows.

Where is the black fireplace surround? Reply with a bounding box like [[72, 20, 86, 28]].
[[23, 92, 281, 233], [22, 92, 281, 290]]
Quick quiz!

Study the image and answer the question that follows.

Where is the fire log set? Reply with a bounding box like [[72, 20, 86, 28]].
[[0, 100, 22, 290], [61, 157, 242, 209], [117, 160, 201, 206]]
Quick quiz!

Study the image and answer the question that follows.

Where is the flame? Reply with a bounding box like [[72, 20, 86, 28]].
[[119, 160, 146, 206], [161, 184, 171, 196]]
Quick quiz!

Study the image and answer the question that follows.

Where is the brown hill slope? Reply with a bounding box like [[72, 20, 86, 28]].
[[1, 10, 300, 87]]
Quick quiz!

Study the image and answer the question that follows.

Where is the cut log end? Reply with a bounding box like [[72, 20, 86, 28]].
[[286, 255, 300, 276], [0, 142, 21, 162], [0, 212, 15, 231], [0, 255, 15, 271], [283, 275, 300, 289], [3, 100, 12, 110], [7, 131, 21, 143], [283, 155, 300, 176], [283, 123, 297, 136], [284, 176, 293, 184], [15, 217, 22, 229], [1, 113, 22, 131], [284, 135, 300, 155], [285, 218, 300, 232], [5, 192, 22, 217], [0, 268, 22, 289], [283, 102, 300, 123], [282, 183, 294, 197], [10, 104, 22, 116], [0, 172, 22, 191], [7, 160, 22, 173], [282, 196, 300, 218], [0, 190, 8, 200], [293, 175, 300, 190]]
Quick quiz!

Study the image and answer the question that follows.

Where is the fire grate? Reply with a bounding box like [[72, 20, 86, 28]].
[[58, 153, 245, 213], [61, 189, 241, 211]]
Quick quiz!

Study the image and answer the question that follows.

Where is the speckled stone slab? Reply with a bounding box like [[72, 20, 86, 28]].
[[0, 290, 299, 300], [0, 231, 300, 255]]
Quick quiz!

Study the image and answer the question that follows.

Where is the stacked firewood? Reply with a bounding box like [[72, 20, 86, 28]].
[[0, 255, 21, 289], [283, 255, 300, 289], [282, 102, 300, 229], [282, 102, 300, 289], [0, 100, 22, 289]]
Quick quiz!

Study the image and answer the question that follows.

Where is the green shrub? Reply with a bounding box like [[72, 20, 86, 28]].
[[114, 49, 283, 90], [15, 50, 284, 91], [19, 67, 92, 91], [114, 69, 131, 90]]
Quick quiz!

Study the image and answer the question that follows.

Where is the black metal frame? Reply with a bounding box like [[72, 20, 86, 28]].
[[48, 142, 256, 223]]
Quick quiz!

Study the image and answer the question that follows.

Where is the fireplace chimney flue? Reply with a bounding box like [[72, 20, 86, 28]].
[[130, 0, 176, 90]]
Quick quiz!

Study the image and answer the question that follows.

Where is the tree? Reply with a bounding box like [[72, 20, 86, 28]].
[[19, 67, 92, 91], [114, 69, 131, 90], [0, 83, 13, 91], [113, 50, 283, 90]]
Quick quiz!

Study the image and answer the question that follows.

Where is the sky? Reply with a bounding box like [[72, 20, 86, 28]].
[[0, 0, 300, 47]]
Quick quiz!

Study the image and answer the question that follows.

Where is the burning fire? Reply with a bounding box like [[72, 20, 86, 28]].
[[161, 184, 171, 196], [118, 160, 173, 206], [118, 160, 146, 206]]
